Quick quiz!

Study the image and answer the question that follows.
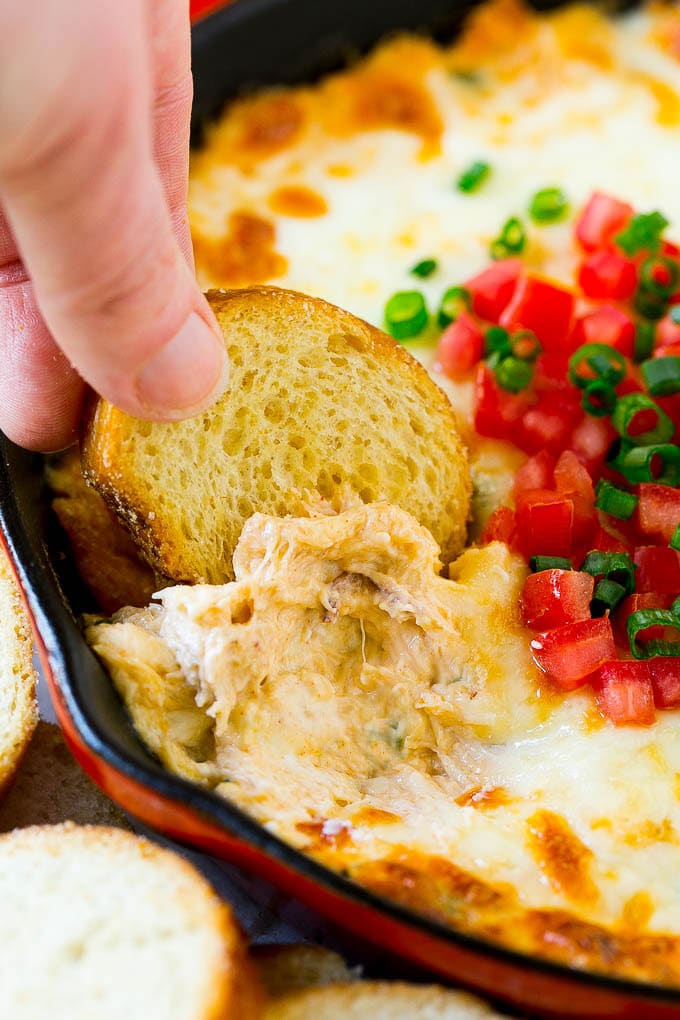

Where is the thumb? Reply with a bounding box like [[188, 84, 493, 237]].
[[0, 2, 228, 422]]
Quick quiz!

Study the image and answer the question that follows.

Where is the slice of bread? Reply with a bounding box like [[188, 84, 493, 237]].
[[254, 944, 357, 997], [0, 720, 131, 831], [0, 551, 38, 794], [83, 287, 470, 583], [0, 823, 263, 1020], [264, 982, 516, 1019]]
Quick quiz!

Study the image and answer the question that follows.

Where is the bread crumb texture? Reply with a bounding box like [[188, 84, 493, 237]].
[[0, 550, 37, 794]]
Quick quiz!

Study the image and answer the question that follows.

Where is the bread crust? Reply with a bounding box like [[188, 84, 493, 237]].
[[0, 550, 38, 796], [82, 286, 471, 584]]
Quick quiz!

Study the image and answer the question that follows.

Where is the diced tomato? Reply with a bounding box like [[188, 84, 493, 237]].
[[435, 312, 484, 380], [515, 488, 574, 558], [554, 450, 596, 541], [480, 505, 516, 546], [588, 525, 629, 555], [569, 415, 616, 477], [595, 661, 655, 726], [575, 192, 634, 252], [655, 342, 680, 359], [578, 250, 638, 301], [634, 546, 680, 593], [635, 483, 680, 544], [534, 353, 572, 391], [499, 275, 575, 352], [512, 451, 556, 500], [465, 259, 522, 324], [521, 569, 594, 630], [520, 395, 580, 456], [614, 592, 675, 645], [568, 306, 636, 359], [473, 363, 532, 440], [657, 315, 680, 351], [531, 617, 616, 691], [649, 658, 680, 709]]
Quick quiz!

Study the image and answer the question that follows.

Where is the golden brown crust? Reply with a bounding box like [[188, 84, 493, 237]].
[[0, 550, 38, 796]]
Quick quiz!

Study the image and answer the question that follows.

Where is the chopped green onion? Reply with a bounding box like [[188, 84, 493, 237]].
[[634, 321, 656, 362], [672, 596, 680, 617], [591, 578, 627, 617], [484, 325, 511, 358], [384, 291, 429, 340], [580, 550, 636, 596], [581, 381, 617, 418], [510, 330, 542, 362], [494, 356, 534, 393], [616, 443, 680, 485], [641, 356, 680, 396], [490, 217, 526, 260], [640, 255, 680, 298], [670, 305, 680, 326], [568, 343, 626, 389], [672, 523, 680, 552], [437, 286, 471, 328], [634, 288, 668, 321], [528, 187, 569, 224], [457, 160, 491, 193], [628, 609, 680, 659], [595, 479, 638, 520], [616, 210, 669, 256], [611, 393, 674, 446], [529, 556, 572, 572], [410, 258, 438, 279]]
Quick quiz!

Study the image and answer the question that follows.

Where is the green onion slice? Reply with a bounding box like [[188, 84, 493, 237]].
[[616, 443, 680, 485], [484, 325, 511, 358], [591, 578, 627, 617], [580, 550, 636, 596], [640, 255, 680, 298], [672, 523, 680, 552], [494, 356, 534, 393], [568, 343, 626, 389], [510, 330, 542, 362], [634, 322, 656, 363], [641, 356, 680, 396], [628, 609, 680, 659], [528, 187, 569, 224], [634, 288, 669, 321], [457, 160, 491, 193], [410, 258, 438, 279], [616, 210, 669, 256], [582, 381, 617, 418], [437, 286, 471, 328], [490, 217, 526, 260], [594, 479, 638, 520], [384, 291, 429, 340], [529, 556, 572, 572], [611, 393, 674, 446]]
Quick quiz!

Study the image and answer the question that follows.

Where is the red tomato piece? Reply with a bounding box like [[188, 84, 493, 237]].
[[657, 315, 680, 351], [499, 275, 575, 352], [521, 569, 594, 630], [655, 342, 680, 359], [530, 617, 616, 690], [512, 451, 556, 500], [614, 592, 675, 645], [588, 525, 629, 555], [568, 306, 636, 359], [635, 483, 680, 544], [634, 546, 680, 593], [516, 489, 574, 558], [465, 259, 522, 324], [595, 661, 655, 726], [575, 192, 634, 252], [435, 312, 484, 380], [554, 450, 596, 541], [480, 505, 516, 546], [569, 415, 616, 477], [473, 363, 532, 440], [649, 658, 680, 709], [578, 250, 638, 301], [520, 400, 579, 456]]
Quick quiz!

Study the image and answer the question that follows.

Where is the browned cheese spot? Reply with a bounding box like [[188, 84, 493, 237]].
[[236, 94, 304, 160], [193, 211, 288, 287], [526, 809, 598, 905], [455, 785, 512, 810], [268, 185, 329, 218]]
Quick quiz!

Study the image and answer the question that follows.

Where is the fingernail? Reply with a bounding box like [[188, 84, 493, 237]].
[[136, 313, 228, 418]]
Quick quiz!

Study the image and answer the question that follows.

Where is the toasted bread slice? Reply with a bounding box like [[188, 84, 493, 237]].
[[47, 447, 157, 613], [264, 982, 515, 1019], [0, 823, 263, 1020], [0, 551, 38, 795], [83, 287, 470, 583], [0, 720, 131, 831], [253, 944, 356, 997]]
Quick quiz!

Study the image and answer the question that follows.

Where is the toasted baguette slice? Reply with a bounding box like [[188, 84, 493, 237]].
[[0, 551, 38, 794], [0, 720, 131, 831], [254, 944, 356, 997], [0, 823, 263, 1020], [265, 982, 515, 1019], [83, 287, 470, 583]]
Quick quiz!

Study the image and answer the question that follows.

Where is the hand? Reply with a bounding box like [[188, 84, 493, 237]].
[[0, 0, 229, 452]]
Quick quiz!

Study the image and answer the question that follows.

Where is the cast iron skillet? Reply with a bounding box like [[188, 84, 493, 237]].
[[1, 1, 676, 1016]]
